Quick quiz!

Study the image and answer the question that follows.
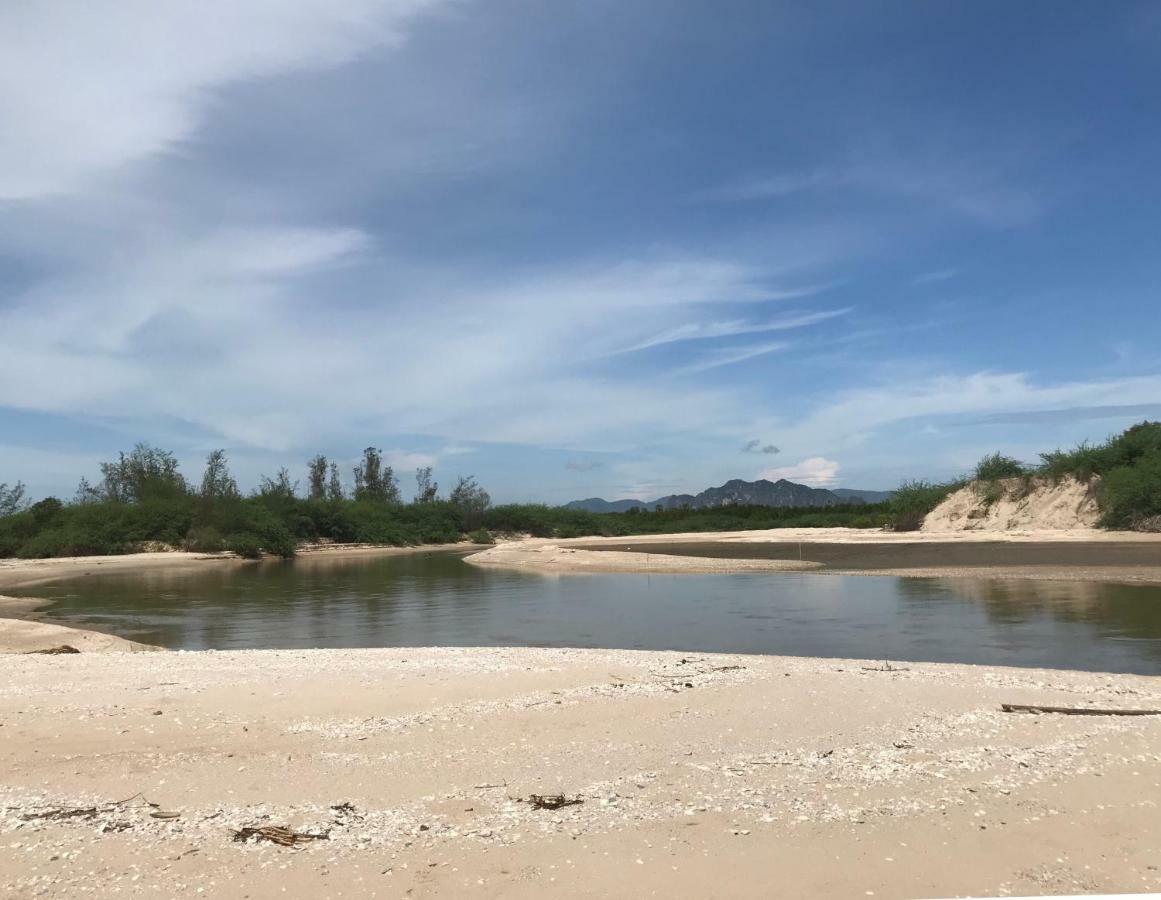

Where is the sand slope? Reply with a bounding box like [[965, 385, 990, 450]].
[[923, 475, 1100, 533]]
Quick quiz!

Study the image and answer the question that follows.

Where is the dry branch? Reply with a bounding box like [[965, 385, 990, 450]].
[[522, 794, 583, 810], [232, 825, 330, 847], [1001, 703, 1161, 717]]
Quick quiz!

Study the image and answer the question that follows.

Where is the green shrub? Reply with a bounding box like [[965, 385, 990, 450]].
[[468, 528, 494, 544], [977, 480, 1007, 507], [1039, 442, 1108, 482], [974, 453, 1026, 482], [185, 526, 226, 553], [225, 532, 264, 559], [888, 479, 965, 531], [1098, 449, 1161, 529]]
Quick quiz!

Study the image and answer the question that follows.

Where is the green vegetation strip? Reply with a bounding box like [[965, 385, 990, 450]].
[[1, 422, 1158, 560]]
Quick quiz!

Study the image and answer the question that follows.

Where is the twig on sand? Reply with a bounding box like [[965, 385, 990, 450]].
[[20, 806, 100, 822], [521, 794, 583, 811], [1001, 703, 1161, 717], [861, 660, 909, 672], [232, 825, 330, 847]]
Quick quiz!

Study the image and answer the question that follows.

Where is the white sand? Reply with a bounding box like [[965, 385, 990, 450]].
[[924, 475, 1101, 533], [3, 647, 1161, 898]]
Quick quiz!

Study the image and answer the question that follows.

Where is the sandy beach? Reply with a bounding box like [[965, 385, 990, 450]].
[[466, 528, 1161, 584], [1, 646, 1160, 898], [1, 536, 1160, 896]]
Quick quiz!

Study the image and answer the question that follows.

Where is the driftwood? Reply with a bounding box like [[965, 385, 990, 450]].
[[232, 825, 330, 847], [523, 794, 583, 811], [1001, 703, 1161, 717], [24, 645, 80, 655], [20, 806, 99, 822]]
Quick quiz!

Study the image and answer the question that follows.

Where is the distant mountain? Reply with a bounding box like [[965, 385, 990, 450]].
[[563, 497, 651, 513], [831, 488, 895, 504], [565, 478, 863, 512]]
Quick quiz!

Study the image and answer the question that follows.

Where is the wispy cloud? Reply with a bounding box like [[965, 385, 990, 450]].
[[0, 1, 453, 201], [565, 460, 603, 472], [709, 155, 1040, 227], [615, 307, 851, 355], [677, 340, 791, 374], [913, 268, 959, 285]]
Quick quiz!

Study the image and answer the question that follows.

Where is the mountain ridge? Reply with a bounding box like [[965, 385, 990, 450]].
[[564, 478, 893, 512]]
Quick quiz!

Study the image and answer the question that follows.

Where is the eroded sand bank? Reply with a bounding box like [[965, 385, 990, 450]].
[[2, 647, 1160, 898]]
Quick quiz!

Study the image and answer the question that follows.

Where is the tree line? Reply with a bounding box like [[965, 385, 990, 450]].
[[0, 441, 896, 559], [0, 444, 493, 559]]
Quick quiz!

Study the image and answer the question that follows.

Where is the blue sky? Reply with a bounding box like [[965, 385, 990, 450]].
[[2, 1, 1160, 503]]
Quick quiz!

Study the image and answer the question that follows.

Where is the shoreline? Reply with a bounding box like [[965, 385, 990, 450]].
[[466, 528, 1161, 582], [4, 529, 1160, 652], [3, 645, 1160, 897]]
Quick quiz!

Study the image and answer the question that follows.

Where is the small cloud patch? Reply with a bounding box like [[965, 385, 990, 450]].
[[759, 456, 840, 487], [565, 460, 603, 472], [742, 439, 780, 455]]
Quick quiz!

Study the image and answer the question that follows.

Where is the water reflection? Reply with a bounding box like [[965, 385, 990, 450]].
[[14, 552, 1161, 674]]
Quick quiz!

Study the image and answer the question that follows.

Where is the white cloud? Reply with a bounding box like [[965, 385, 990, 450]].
[[384, 449, 438, 471], [759, 457, 841, 487], [768, 371, 1161, 461], [615, 307, 850, 354], [678, 340, 791, 374], [711, 154, 1039, 227], [0, 0, 449, 200], [913, 268, 959, 285]]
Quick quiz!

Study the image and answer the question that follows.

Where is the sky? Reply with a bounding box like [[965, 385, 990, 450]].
[[2, 1, 1160, 504]]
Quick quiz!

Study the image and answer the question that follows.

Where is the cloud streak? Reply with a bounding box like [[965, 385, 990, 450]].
[[0, 0, 451, 200]]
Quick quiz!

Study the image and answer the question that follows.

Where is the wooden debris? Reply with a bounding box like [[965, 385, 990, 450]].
[[523, 793, 583, 810], [20, 806, 99, 822], [232, 825, 330, 847], [24, 645, 80, 655], [1001, 703, 1161, 717]]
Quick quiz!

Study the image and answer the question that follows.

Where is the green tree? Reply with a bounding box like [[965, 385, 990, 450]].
[[327, 462, 344, 501], [414, 466, 438, 503], [0, 481, 28, 517], [101, 443, 188, 502], [449, 475, 491, 528], [258, 467, 298, 499], [353, 447, 400, 503], [200, 449, 239, 503], [307, 455, 328, 500]]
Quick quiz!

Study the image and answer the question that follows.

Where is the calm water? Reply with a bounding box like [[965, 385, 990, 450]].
[[16, 550, 1161, 673]]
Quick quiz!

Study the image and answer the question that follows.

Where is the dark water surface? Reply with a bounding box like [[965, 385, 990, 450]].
[[16, 551, 1161, 673]]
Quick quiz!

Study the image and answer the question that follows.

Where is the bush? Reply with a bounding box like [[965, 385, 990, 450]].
[[184, 526, 226, 553], [1039, 442, 1108, 482], [1098, 449, 1161, 529], [974, 453, 1026, 482], [888, 479, 965, 531], [225, 532, 264, 559], [467, 528, 494, 544]]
